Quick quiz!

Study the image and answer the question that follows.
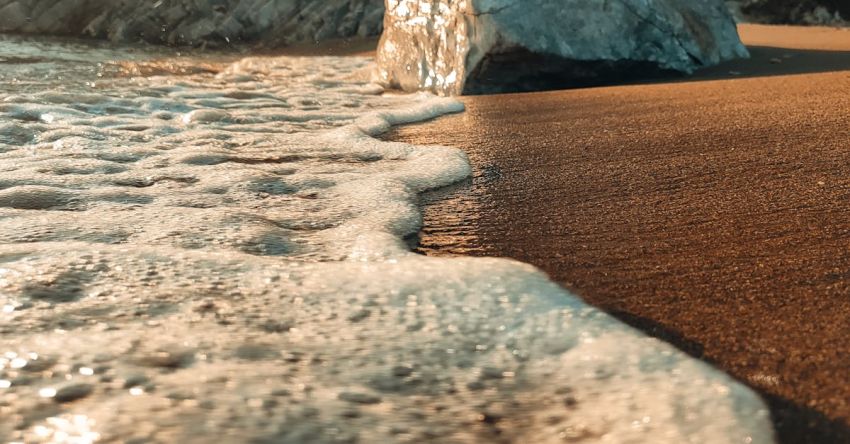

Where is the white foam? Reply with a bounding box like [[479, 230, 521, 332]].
[[0, 35, 774, 443]]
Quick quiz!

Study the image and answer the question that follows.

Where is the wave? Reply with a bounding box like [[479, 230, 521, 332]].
[[0, 36, 773, 443]]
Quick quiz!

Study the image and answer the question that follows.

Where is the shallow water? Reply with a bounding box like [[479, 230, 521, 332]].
[[0, 34, 773, 443]]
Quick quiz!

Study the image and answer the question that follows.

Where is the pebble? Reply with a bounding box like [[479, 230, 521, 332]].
[[347, 309, 371, 323], [136, 346, 194, 368], [338, 391, 381, 405], [20, 355, 56, 372], [260, 320, 292, 333], [270, 389, 292, 397], [234, 343, 279, 361], [283, 352, 303, 363], [479, 366, 505, 380], [391, 365, 414, 377], [477, 411, 502, 424], [166, 391, 195, 401], [122, 374, 150, 388], [340, 409, 361, 418], [466, 381, 485, 391], [54, 383, 94, 403]]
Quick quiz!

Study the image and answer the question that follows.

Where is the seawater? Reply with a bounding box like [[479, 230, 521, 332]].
[[0, 34, 773, 443]]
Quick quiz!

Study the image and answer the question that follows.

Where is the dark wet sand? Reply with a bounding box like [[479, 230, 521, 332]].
[[384, 24, 850, 444]]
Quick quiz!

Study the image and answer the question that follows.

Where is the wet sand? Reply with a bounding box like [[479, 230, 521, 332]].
[[264, 36, 379, 57], [384, 24, 850, 443]]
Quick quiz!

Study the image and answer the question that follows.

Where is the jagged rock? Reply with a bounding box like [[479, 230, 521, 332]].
[[375, 0, 749, 95], [0, 0, 385, 47]]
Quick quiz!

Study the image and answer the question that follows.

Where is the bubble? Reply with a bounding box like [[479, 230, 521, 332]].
[[181, 109, 231, 124]]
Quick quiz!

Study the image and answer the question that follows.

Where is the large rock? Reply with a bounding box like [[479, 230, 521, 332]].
[[375, 0, 749, 95], [0, 0, 385, 47], [738, 0, 848, 25]]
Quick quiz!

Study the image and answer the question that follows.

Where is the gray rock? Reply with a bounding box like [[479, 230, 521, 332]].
[[346, 308, 371, 322], [233, 343, 280, 361], [122, 374, 150, 389], [54, 383, 94, 403], [375, 0, 749, 95], [338, 391, 382, 404], [737, 0, 848, 25], [134, 345, 195, 369], [0, 0, 385, 48], [479, 366, 505, 380], [391, 365, 413, 377], [0, 1, 26, 30]]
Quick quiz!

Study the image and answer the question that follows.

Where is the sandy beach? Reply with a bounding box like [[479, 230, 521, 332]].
[[385, 24, 850, 443], [3, 31, 781, 442]]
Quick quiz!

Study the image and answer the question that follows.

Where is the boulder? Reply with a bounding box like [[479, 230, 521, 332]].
[[737, 0, 848, 25], [375, 0, 749, 95], [0, 0, 385, 47]]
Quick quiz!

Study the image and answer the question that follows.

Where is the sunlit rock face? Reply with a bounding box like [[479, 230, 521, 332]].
[[0, 0, 385, 47], [375, 0, 749, 95]]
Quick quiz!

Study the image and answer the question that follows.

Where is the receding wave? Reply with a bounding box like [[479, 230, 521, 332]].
[[0, 35, 772, 443]]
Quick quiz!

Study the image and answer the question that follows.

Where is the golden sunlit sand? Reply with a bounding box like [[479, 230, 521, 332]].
[[387, 24, 850, 444], [738, 23, 850, 50]]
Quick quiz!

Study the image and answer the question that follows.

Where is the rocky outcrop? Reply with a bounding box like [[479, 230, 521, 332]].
[[737, 0, 847, 26], [0, 0, 385, 47], [375, 0, 749, 95]]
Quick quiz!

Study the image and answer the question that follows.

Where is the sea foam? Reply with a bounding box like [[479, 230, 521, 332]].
[[0, 35, 773, 443]]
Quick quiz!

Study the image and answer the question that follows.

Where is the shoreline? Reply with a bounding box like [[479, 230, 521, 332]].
[[0, 36, 775, 443], [385, 24, 850, 443]]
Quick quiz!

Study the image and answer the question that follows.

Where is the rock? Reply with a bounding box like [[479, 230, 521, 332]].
[[338, 391, 382, 404], [233, 343, 280, 361], [376, 0, 749, 95], [738, 0, 848, 25], [258, 319, 292, 333], [270, 389, 291, 397], [54, 383, 94, 403], [347, 308, 371, 322], [477, 411, 503, 424], [466, 380, 485, 391], [122, 374, 151, 389], [134, 345, 195, 369], [391, 365, 413, 377], [0, 2, 26, 34], [479, 366, 505, 380], [19, 355, 56, 372], [0, 0, 385, 48]]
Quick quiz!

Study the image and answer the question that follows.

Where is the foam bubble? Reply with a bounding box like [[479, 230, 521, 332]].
[[181, 109, 232, 124]]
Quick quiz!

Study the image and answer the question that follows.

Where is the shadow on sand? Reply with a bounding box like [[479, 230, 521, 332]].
[[607, 309, 850, 444], [689, 45, 850, 82], [599, 44, 850, 89], [455, 44, 850, 94]]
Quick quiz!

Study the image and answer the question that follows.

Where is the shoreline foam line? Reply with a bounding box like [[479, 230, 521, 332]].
[[327, 93, 778, 444]]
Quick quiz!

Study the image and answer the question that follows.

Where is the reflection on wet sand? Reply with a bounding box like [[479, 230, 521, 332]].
[[387, 23, 850, 444]]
